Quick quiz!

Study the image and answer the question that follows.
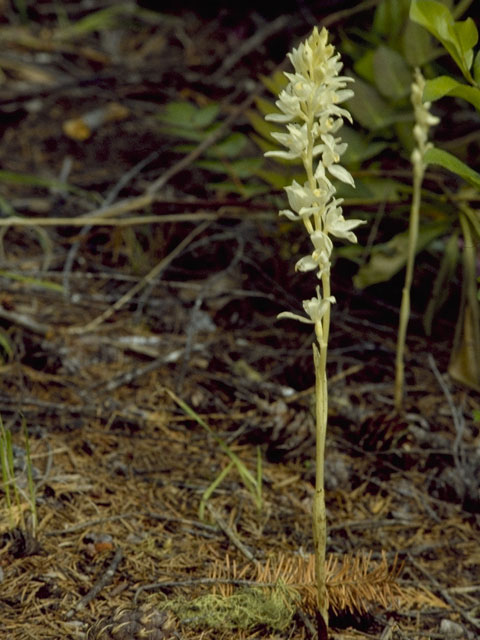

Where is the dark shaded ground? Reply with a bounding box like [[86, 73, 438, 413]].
[[0, 2, 479, 639]]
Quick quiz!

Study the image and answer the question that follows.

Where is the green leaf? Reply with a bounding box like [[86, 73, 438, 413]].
[[0, 195, 16, 216], [424, 147, 480, 189], [424, 75, 480, 111], [207, 181, 268, 197], [373, 0, 410, 41], [346, 75, 397, 131], [452, 17, 478, 68], [353, 222, 448, 288], [158, 102, 220, 130], [354, 49, 375, 84], [197, 157, 263, 178], [394, 120, 415, 155], [337, 177, 404, 203], [401, 18, 435, 66], [461, 204, 480, 239], [409, 0, 475, 82], [250, 132, 279, 155], [259, 70, 288, 96], [373, 45, 412, 100], [56, 4, 137, 39], [164, 129, 206, 143], [474, 50, 480, 85], [255, 168, 293, 190], [246, 109, 281, 144], [0, 270, 64, 292], [205, 132, 247, 158], [423, 231, 459, 335], [0, 330, 13, 362], [341, 126, 388, 165], [254, 95, 277, 117], [0, 170, 96, 200]]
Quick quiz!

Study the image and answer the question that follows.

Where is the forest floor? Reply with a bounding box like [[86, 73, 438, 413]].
[[0, 2, 479, 639]]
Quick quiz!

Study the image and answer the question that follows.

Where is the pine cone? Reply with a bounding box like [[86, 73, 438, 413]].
[[241, 397, 315, 462], [87, 605, 176, 640]]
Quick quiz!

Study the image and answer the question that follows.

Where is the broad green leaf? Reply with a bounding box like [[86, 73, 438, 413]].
[[341, 126, 388, 165], [394, 120, 415, 155], [259, 70, 288, 96], [354, 50, 375, 84], [424, 75, 480, 111], [158, 101, 196, 127], [424, 147, 480, 189], [189, 104, 221, 130], [373, 0, 410, 40], [207, 181, 268, 197], [205, 132, 247, 158], [353, 222, 448, 288], [163, 121, 222, 143], [158, 102, 220, 130], [423, 231, 459, 335], [373, 45, 412, 100], [452, 17, 478, 68], [197, 157, 263, 178], [246, 109, 281, 144], [337, 177, 404, 203], [335, 243, 365, 262], [165, 129, 205, 143], [250, 132, 279, 155], [254, 95, 277, 117], [255, 168, 292, 190], [474, 50, 480, 85], [346, 75, 397, 130], [401, 19, 435, 66], [409, 0, 474, 82], [409, 0, 454, 43], [448, 300, 480, 392]]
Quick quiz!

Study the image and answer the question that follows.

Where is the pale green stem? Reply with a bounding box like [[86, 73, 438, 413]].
[[302, 101, 331, 629], [312, 271, 331, 628], [395, 164, 423, 410]]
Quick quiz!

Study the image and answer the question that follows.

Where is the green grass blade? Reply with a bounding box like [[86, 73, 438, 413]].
[[0, 270, 64, 293], [22, 421, 37, 535], [166, 389, 258, 495], [199, 461, 234, 521]]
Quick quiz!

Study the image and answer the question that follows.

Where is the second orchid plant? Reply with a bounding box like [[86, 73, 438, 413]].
[[265, 26, 363, 632]]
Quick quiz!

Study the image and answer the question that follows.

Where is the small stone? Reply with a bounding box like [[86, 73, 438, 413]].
[[439, 618, 464, 637]]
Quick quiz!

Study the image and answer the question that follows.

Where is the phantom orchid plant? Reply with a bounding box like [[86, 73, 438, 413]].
[[265, 26, 363, 633], [395, 68, 439, 410]]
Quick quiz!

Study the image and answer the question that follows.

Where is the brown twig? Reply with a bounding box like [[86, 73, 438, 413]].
[[206, 504, 256, 562], [65, 547, 123, 620], [66, 220, 211, 334], [408, 555, 480, 632]]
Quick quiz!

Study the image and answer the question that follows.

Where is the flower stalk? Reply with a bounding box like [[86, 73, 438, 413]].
[[265, 26, 363, 633], [394, 68, 439, 411]]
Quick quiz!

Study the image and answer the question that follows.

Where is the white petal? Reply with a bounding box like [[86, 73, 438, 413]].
[[265, 149, 300, 160], [277, 311, 313, 324], [328, 163, 355, 186], [279, 209, 299, 220], [295, 256, 318, 272]]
